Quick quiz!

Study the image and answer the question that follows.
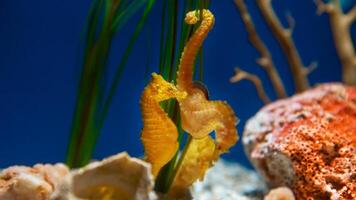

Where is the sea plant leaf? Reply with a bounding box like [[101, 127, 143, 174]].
[[111, 0, 148, 33], [99, 0, 155, 128], [66, 0, 117, 168], [67, 0, 155, 168]]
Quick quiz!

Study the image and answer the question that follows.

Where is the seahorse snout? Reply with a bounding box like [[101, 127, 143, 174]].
[[176, 90, 187, 101]]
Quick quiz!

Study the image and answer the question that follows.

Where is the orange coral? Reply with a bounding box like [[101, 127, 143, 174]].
[[244, 83, 356, 199], [140, 73, 187, 177]]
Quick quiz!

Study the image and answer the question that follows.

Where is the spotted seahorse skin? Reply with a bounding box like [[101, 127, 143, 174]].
[[140, 73, 187, 177]]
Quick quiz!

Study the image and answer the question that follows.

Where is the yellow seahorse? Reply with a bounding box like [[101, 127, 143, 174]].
[[177, 9, 239, 153], [140, 73, 187, 177]]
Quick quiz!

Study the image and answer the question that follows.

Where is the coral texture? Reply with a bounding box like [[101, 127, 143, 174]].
[[244, 83, 356, 199], [0, 163, 69, 200]]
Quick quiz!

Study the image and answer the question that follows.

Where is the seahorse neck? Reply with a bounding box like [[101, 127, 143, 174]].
[[177, 10, 214, 92]]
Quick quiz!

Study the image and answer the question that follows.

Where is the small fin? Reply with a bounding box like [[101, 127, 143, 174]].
[[193, 81, 210, 100]]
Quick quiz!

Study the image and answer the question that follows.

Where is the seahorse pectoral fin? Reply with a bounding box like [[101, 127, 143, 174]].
[[193, 81, 210, 99]]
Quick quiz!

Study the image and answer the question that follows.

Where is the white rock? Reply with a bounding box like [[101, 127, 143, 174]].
[[53, 152, 156, 200], [191, 159, 266, 200]]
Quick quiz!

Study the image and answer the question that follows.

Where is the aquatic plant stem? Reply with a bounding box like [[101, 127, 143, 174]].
[[154, 1, 210, 193], [167, 135, 193, 192], [315, 0, 356, 85], [158, 0, 167, 74], [67, 0, 154, 168], [67, 0, 118, 167], [154, 0, 182, 192], [168, 1, 179, 82], [256, 0, 311, 93], [233, 0, 286, 98], [230, 68, 270, 104]]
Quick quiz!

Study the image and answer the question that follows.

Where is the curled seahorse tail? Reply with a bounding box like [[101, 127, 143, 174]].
[[177, 9, 215, 91]]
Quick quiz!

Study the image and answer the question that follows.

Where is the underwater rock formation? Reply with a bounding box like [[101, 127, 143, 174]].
[[191, 159, 266, 200], [0, 152, 155, 200], [53, 152, 155, 200], [0, 163, 69, 200], [244, 83, 356, 199]]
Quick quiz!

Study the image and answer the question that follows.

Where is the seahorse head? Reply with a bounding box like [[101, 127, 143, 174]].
[[149, 73, 187, 102]]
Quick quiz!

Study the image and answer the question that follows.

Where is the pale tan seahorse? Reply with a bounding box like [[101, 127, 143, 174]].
[[169, 10, 239, 195], [177, 9, 239, 154], [140, 73, 187, 177]]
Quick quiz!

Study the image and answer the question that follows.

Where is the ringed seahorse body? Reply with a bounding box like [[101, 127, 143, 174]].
[[177, 10, 239, 153], [140, 73, 187, 177]]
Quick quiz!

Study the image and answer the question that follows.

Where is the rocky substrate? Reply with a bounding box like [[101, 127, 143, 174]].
[[1, 157, 269, 200], [244, 83, 356, 199], [191, 159, 266, 200], [0, 153, 156, 200]]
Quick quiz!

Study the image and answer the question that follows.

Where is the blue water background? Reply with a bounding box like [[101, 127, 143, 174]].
[[0, 0, 355, 168]]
